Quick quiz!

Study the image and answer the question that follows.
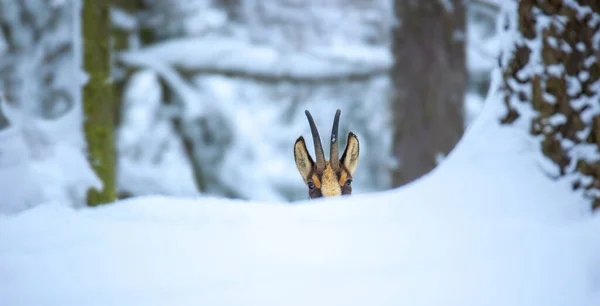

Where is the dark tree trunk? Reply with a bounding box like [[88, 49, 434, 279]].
[[391, 0, 467, 187], [83, 0, 116, 206]]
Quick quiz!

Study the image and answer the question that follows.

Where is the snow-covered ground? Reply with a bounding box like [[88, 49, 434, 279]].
[[1, 68, 599, 306]]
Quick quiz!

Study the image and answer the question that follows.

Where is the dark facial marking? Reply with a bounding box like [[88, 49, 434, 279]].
[[306, 165, 354, 199], [340, 166, 353, 195]]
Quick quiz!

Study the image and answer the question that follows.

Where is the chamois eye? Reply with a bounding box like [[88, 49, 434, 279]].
[[345, 179, 352, 186], [308, 182, 316, 189]]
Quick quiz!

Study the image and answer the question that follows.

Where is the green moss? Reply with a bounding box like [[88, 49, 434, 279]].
[[83, 0, 116, 206]]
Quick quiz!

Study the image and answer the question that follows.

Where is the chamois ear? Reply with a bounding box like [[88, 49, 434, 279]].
[[294, 136, 314, 183], [340, 132, 359, 175]]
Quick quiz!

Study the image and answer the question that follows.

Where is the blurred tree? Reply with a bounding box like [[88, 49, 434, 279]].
[[111, 0, 154, 125], [0, 1, 77, 121], [0, 1, 103, 210], [500, 0, 600, 210], [0, 96, 8, 129], [391, 0, 467, 187], [110, 0, 157, 199], [83, 0, 116, 206]]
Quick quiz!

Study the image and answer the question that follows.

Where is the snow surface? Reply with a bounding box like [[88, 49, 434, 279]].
[[1, 66, 599, 306]]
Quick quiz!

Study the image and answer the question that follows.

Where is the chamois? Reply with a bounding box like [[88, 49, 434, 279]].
[[294, 109, 359, 199]]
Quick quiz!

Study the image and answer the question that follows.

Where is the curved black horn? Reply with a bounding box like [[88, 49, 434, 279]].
[[330, 109, 341, 170], [305, 110, 326, 170]]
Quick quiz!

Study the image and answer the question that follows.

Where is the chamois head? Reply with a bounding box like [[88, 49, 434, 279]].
[[294, 109, 359, 199]]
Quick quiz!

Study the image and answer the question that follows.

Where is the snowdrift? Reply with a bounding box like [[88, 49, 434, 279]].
[[1, 67, 600, 306]]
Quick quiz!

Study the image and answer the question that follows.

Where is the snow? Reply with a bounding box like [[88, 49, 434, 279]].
[[116, 33, 394, 201], [4, 2, 599, 302], [117, 69, 199, 197], [498, 0, 600, 204], [2, 197, 598, 306], [1, 63, 599, 305], [467, 6, 500, 73], [0, 99, 101, 214], [110, 0, 497, 202], [0, 126, 28, 213], [440, 0, 454, 13], [118, 36, 391, 81], [0, 0, 97, 213], [110, 7, 137, 31], [465, 91, 485, 126]]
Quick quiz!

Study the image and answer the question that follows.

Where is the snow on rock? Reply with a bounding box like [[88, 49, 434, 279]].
[[0, 63, 598, 305]]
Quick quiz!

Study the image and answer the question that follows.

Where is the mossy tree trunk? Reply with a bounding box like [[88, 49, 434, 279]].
[[83, 0, 116, 206], [500, 0, 600, 210], [390, 0, 467, 187]]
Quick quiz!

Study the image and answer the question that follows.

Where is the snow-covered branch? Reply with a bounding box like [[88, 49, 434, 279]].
[[468, 0, 501, 13], [118, 37, 391, 83]]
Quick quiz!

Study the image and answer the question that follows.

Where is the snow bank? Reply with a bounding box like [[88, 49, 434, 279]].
[[0, 64, 598, 305], [2, 2, 598, 303], [0, 189, 598, 306]]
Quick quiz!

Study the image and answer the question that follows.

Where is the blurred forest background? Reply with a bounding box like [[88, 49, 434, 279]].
[[0, 0, 598, 211]]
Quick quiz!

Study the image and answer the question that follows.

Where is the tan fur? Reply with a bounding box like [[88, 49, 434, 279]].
[[338, 171, 348, 186], [321, 162, 341, 196], [311, 174, 322, 188], [294, 137, 313, 183], [342, 133, 360, 174]]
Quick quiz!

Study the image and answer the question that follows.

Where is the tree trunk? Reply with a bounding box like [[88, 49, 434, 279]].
[[500, 0, 600, 210], [83, 0, 116, 206], [391, 0, 466, 187]]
